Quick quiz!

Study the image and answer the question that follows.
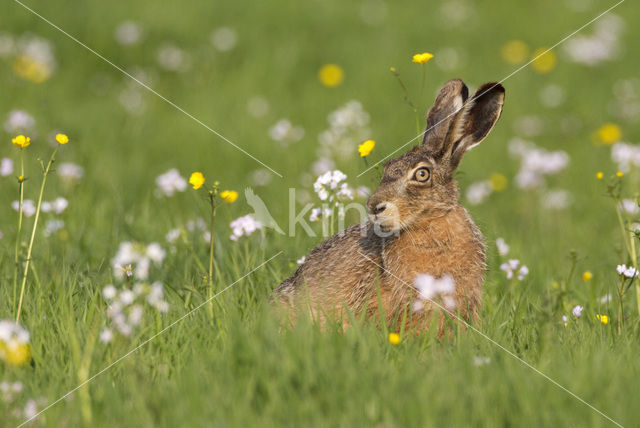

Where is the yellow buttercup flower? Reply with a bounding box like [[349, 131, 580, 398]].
[[596, 171, 603, 180], [388, 332, 401, 345], [412, 52, 434, 65], [501, 40, 529, 65], [582, 271, 592, 282], [12, 55, 52, 83], [220, 190, 238, 203], [596, 314, 609, 325], [596, 123, 621, 145], [189, 172, 205, 190], [531, 48, 556, 74], [358, 139, 375, 157], [616, 171, 624, 178], [55, 133, 69, 145], [12, 135, 31, 148], [318, 64, 344, 88], [0, 341, 31, 366], [489, 173, 508, 192]]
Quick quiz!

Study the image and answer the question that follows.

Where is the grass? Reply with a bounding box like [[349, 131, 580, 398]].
[[1, 0, 640, 426]]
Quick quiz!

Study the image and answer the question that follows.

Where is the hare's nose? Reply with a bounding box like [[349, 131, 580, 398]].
[[372, 202, 387, 215]]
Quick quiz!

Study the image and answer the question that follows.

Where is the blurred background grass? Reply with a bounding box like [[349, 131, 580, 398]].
[[1, 0, 639, 426]]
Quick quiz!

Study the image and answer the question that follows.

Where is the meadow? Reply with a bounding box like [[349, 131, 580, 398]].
[[1, 0, 640, 426]]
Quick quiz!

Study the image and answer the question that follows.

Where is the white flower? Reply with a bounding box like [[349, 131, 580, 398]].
[[4, 110, 35, 133], [509, 138, 569, 189], [616, 264, 638, 278], [313, 170, 349, 202], [23, 399, 39, 420], [619, 199, 639, 216], [247, 96, 269, 119], [230, 215, 263, 241], [466, 181, 492, 205], [473, 356, 491, 366], [500, 259, 528, 280], [211, 27, 237, 52], [413, 273, 456, 310], [0, 320, 30, 345], [296, 256, 306, 265], [600, 294, 612, 304], [318, 101, 371, 161], [102, 285, 117, 300], [120, 290, 135, 306], [572, 305, 584, 318], [11, 200, 36, 217], [43, 219, 64, 237], [99, 328, 113, 344], [156, 43, 191, 72], [562, 315, 568, 323], [166, 228, 182, 244], [115, 21, 143, 46], [611, 142, 640, 173], [57, 162, 84, 182], [146, 243, 166, 264], [563, 14, 623, 66], [51, 197, 68, 214], [542, 189, 572, 210], [496, 238, 510, 256], [0, 158, 13, 176], [268, 119, 304, 145], [155, 168, 187, 197]]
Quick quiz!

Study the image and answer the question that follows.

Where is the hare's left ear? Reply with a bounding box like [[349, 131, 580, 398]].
[[442, 82, 505, 169]]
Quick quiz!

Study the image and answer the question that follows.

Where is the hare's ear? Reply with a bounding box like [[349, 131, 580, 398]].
[[422, 79, 469, 152], [442, 82, 505, 169]]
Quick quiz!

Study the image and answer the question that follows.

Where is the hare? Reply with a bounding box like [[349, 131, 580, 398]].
[[274, 79, 505, 329]]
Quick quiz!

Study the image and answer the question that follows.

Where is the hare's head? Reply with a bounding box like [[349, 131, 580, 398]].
[[366, 79, 505, 232]]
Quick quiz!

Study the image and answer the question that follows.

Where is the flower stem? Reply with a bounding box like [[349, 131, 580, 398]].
[[207, 190, 217, 318], [13, 150, 25, 313], [16, 147, 58, 322]]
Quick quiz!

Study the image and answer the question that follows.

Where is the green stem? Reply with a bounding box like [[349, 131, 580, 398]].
[[16, 147, 58, 322], [13, 150, 25, 313], [208, 191, 217, 317]]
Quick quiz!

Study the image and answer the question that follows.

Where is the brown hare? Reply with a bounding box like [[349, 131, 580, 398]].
[[274, 79, 505, 329]]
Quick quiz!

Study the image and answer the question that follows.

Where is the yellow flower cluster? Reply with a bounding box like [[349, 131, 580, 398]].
[[489, 173, 508, 192], [358, 139, 375, 157], [596, 123, 621, 145], [56, 133, 69, 144], [412, 52, 434, 65], [318, 64, 344, 88], [220, 190, 238, 203], [12, 55, 52, 84], [582, 271, 592, 282], [189, 172, 205, 190], [388, 332, 401, 345], [0, 321, 32, 367], [596, 314, 609, 325], [531, 48, 556, 74], [12, 135, 31, 148], [501, 40, 529, 65]]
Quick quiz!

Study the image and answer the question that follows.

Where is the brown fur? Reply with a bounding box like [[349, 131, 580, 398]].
[[273, 79, 505, 330]]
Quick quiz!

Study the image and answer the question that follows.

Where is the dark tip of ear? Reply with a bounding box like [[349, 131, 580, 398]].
[[474, 82, 505, 100]]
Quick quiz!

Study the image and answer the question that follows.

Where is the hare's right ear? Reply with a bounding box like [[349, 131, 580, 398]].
[[421, 79, 469, 152], [440, 82, 505, 170]]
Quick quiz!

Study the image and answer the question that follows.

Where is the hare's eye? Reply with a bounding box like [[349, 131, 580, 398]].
[[413, 167, 430, 182]]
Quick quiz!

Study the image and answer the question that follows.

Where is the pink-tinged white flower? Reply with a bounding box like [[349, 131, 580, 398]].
[[57, 162, 84, 182], [99, 328, 113, 344], [111, 241, 165, 280], [466, 180, 492, 205], [268, 119, 304, 146], [40, 197, 68, 214], [572, 305, 584, 318], [496, 238, 510, 256], [114, 21, 143, 46], [413, 273, 456, 311], [500, 259, 529, 280], [11, 200, 36, 217], [4, 110, 35, 133], [509, 138, 569, 189], [0, 158, 13, 176], [313, 170, 349, 202], [562, 315, 568, 324], [155, 168, 187, 197], [619, 199, 639, 216], [616, 264, 638, 278], [43, 219, 64, 237], [611, 142, 640, 172], [230, 215, 263, 241]]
